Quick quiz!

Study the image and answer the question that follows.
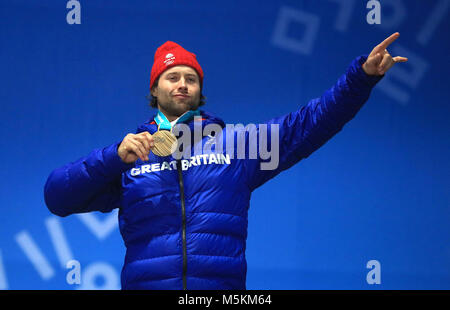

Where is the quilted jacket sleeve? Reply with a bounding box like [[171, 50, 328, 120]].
[[44, 141, 135, 217], [244, 55, 384, 191]]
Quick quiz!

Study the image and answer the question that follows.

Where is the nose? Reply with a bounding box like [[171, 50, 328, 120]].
[[177, 79, 188, 94], [177, 78, 188, 92]]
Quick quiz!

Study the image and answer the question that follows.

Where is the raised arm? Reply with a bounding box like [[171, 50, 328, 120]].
[[243, 33, 408, 191]]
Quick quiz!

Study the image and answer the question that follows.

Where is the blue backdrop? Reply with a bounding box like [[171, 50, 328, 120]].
[[0, 0, 449, 289]]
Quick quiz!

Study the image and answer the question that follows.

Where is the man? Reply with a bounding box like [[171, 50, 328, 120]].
[[44, 34, 407, 290]]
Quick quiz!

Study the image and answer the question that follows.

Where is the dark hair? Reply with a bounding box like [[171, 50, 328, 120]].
[[147, 76, 207, 109]]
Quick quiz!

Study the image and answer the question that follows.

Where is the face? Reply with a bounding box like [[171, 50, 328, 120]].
[[151, 65, 201, 119]]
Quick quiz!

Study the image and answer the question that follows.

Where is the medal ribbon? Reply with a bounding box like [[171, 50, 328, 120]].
[[154, 109, 200, 130]]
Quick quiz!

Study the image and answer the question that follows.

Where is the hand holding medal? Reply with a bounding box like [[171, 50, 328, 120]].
[[118, 110, 200, 162], [118, 132, 155, 163]]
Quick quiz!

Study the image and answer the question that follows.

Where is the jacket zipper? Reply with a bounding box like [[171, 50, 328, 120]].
[[176, 159, 188, 290]]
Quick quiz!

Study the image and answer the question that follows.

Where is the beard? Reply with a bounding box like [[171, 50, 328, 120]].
[[158, 94, 200, 118]]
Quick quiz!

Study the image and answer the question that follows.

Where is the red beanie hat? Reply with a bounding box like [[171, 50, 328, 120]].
[[150, 41, 204, 90]]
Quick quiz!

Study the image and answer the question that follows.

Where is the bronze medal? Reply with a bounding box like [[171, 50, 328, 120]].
[[151, 130, 178, 157]]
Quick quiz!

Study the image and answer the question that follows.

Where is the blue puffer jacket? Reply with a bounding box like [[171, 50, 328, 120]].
[[44, 55, 382, 290]]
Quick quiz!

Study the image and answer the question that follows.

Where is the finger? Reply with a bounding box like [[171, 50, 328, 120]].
[[136, 132, 154, 149], [376, 32, 400, 52], [366, 52, 383, 67], [126, 140, 145, 161], [128, 139, 147, 161], [134, 134, 150, 153], [143, 132, 155, 148], [133, 137, 150, 159], [393, 56, 408, 63], [378, 53, 393, 73]]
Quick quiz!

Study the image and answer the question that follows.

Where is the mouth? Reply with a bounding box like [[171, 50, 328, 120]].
[[174, 94, 190, 98]]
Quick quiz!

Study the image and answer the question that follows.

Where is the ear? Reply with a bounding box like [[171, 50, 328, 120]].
[[151, 87, 157, 97]]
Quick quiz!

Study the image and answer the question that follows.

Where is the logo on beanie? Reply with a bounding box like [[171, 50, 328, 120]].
[[164, 53, 176, 66]]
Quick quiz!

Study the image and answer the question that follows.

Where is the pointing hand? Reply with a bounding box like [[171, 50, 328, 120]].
[[362, 32, 408, 76]]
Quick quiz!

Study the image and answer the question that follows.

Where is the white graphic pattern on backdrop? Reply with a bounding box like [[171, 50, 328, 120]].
[[2, 211, 120, 289], [271, 1, 449, 105]]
